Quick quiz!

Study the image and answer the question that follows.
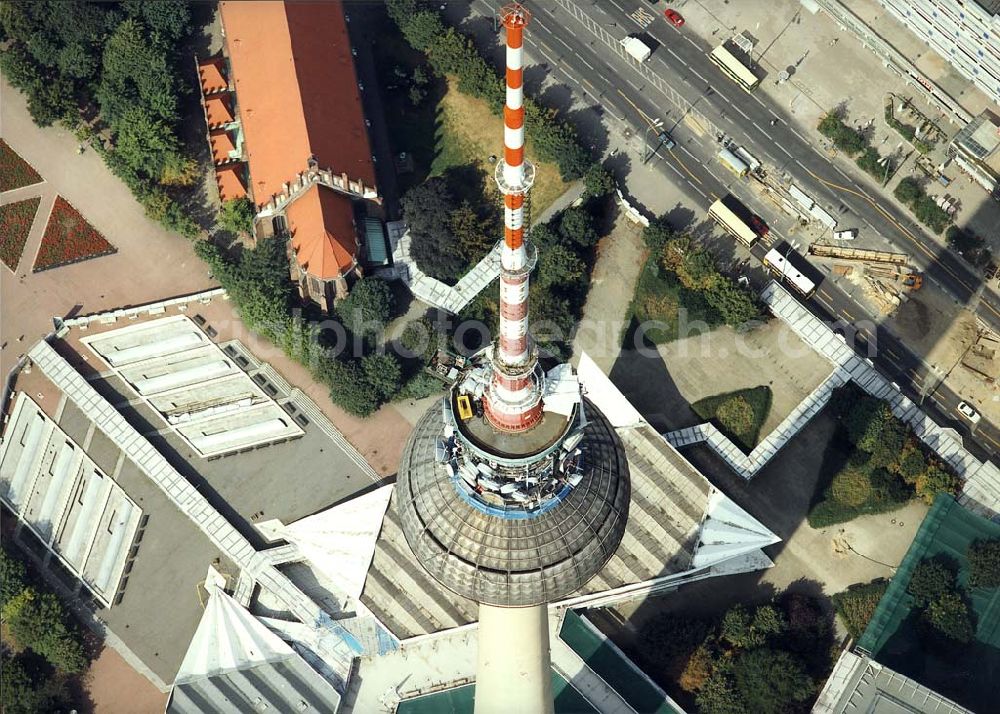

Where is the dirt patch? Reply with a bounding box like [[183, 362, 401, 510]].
[[887, 283, 975, 370], [83, 646, 168, 714], [435, 79, 569, 215]]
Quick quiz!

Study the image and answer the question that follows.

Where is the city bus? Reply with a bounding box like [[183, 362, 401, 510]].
[[708, 199, 757, 246], [762, 248, 817, 297], [708, 45, 760, 92]]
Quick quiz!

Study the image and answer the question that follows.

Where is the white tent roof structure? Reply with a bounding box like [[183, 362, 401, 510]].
[[577, 352, 644, 428], [169, 586, 341, 713], [267, 484, 393, 607]]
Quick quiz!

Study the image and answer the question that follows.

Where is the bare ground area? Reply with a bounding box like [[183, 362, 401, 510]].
[[84, 646, 168, 714], [888, 282, 975, 370]]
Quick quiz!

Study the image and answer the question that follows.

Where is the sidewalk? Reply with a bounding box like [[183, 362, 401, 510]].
[[0, 77, 217, 379]]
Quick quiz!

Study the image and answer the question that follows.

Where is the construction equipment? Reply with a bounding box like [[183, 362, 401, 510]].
[[809, 242, 909, 266], [830, 262, 922, 290]]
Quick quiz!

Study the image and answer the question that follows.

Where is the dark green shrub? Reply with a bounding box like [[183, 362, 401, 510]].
[[907, 558, 957, 606], [831, 579, 889, 639], [967, 539, 1000, 588]]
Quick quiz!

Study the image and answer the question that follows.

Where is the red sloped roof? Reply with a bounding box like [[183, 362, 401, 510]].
[[287, 186, 358, 280], [219, 0, 375, 209], [204, 95, 234, 128], [215, 164, 247, 201], [209, 129, 237, 166], [198, 57, 228, 96]]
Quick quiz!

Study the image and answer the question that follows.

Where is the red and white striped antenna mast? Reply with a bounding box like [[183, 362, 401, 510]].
[[484, 1, 543, 433]]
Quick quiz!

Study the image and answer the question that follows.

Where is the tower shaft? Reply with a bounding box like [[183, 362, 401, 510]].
[[485, 2, 543, 433], [475, 604, 554, 714]]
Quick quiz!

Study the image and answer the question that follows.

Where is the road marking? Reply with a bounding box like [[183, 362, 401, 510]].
[[709, 191, 720, 201], [751, 94, 767, 109], [776, 144, 792, 157], [733, 105, 751, 121], [579, 56, 594, 70], [626, 77, 641, 92], [690, 68, 708, 85], [689, 182, 708, 200], [791, 128, 808, 143], [556, 37, 573, 51], [759, 128, 773, 141], [669, 152, 703, 185], [609, 0, 627, 14], [534, 15, 550, 31]]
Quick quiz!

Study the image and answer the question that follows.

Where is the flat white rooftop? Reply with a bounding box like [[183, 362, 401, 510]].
[[82, 316, 303, 458], [0, 393, 142, 606]]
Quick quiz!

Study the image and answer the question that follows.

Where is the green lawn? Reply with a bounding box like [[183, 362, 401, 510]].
[[622, 256, 722, 348], [691, 386, 772, 453]]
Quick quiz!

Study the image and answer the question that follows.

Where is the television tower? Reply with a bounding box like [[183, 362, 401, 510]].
[[396, 5, 631, 714]]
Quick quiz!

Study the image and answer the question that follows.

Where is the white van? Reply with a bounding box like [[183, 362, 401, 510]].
[[833, 228, 858, 240]]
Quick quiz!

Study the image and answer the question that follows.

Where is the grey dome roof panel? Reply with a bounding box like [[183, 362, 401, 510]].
[[396, 399, 630, 607]]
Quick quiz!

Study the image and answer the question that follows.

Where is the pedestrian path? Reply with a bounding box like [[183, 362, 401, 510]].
[[385, 221, 501, 314]]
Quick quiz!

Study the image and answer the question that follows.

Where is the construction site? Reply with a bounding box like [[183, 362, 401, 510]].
[[807, 242, 923, 315]]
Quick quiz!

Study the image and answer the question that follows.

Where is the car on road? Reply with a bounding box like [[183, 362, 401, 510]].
[[958, 401, 981, 423], [749, 215, 769, 237], [833, 228, 858, 240], [657, 130, 676, 150], [664, 9, 684, 27]]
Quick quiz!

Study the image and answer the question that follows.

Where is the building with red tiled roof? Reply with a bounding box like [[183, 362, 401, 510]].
[[212, 0, 381, 312]]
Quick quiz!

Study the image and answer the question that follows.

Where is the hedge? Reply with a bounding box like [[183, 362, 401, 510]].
[[831, 579, 889, 639]]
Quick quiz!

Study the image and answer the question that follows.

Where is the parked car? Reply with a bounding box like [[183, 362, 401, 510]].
[[657, 130, 676, 150], [664, 9, 684, 27], [958, 401, 981, 423], [748, 215, 769, 237], [833, 228, 858, 240]]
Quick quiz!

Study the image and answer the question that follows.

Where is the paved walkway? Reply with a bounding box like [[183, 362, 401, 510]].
[[571, 214, 646, 372], [1, 77, 217, 379]]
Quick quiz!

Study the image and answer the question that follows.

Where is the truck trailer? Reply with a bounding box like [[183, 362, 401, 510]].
[[621, 36, 652, 62]]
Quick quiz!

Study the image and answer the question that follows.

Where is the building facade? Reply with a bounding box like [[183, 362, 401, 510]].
[[950, 109, 1000, 192], [877, 0, 1000, 106]]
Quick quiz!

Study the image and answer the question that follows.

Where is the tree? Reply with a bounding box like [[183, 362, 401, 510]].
[[449, 201, 494, 263], [908, 558, 957, 606], [98, 19, 178, 127], [898, 447, 927, 484], [338, 278, 394, 335], [968, 539, 1000, 588], [362, 353, 403, 401], [112, 106, 180, 181], [122, 0, 192, 45], [536, 243, 585, 290], [528, 222, 562, 250], [1, 547, 28, 610], [721, 604, 785, 650], [320, 358, 378, 417], [731, 648, 814, 714], [558, 207, 598, 248], [679, 643, 713, 692], [25, 76, 77, 127], [401, 178, 464, 283], [924, 592, 975, 643], [217, 197, 256, 235], [638, 613, 709, 669], [894, 177, 923, 206], [583, 163, 615, 197], [831, 579, 889, 639], [696, 670, 746, 714], [704, 281, 760, 326], [715, 396, 755, 436], [642, 218, 674, 254], [914, 465, 959, 504], [6, 589, 88, 673], [399, 317, 441, 363]]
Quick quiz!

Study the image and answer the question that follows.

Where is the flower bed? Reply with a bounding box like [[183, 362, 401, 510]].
[[0, 139, 43, 192], [33, 196, 116, 272], [0, 196, 41, 271]]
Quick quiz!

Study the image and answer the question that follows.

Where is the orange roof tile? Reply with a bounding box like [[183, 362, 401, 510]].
[[216, 164, 248, 202], [204, 95, 234, 128], [209, 129, 237, 166], [198, 57, 228, 96], [219, 0, 376, 208], [287, 186, 357, 280]]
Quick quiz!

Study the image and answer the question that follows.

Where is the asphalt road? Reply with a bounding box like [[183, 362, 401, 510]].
[[445, 0, 999, 459]]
